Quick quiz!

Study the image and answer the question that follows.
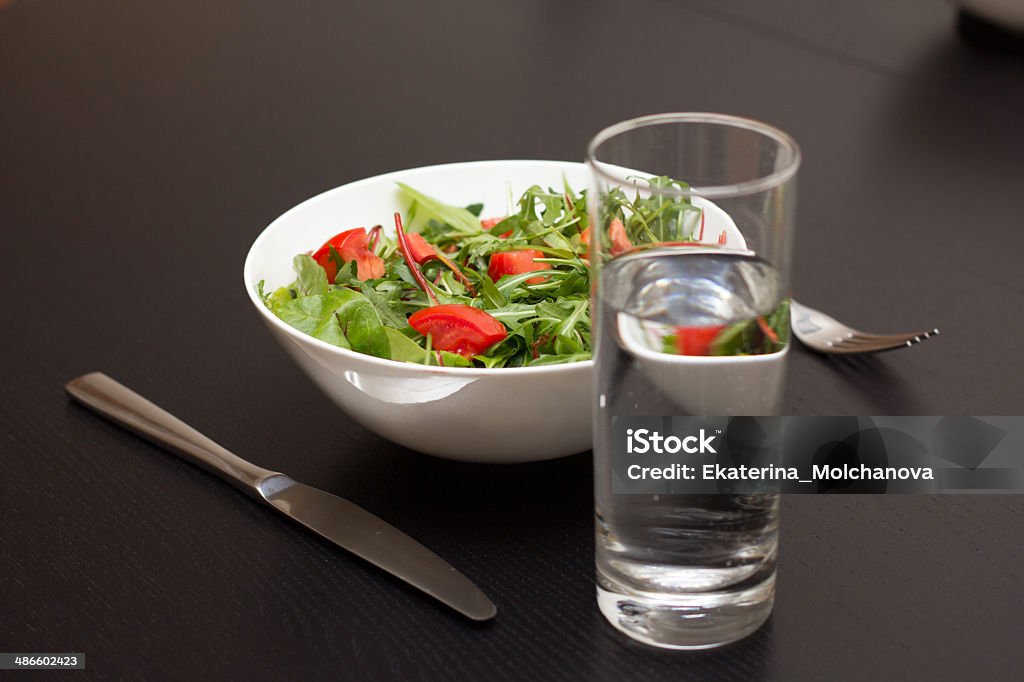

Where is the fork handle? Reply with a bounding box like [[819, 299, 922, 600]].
[[66, 372, 277, 497]]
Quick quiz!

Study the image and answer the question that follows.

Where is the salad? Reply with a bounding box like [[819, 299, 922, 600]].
[[259, 178, 789, 367]]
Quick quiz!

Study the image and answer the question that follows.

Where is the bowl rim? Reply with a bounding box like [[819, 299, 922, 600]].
[[243, 159, 595, 377]]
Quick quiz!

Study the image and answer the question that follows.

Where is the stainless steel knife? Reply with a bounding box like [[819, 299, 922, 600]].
[[65, 372, 497, 622]]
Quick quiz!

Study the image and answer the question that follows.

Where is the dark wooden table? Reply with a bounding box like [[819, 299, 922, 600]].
[[2, 1, 1022, 679]]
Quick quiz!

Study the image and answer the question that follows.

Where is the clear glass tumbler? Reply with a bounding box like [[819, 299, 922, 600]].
[[587, 113, 800, 649]]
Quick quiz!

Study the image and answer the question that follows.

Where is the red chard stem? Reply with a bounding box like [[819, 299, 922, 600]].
[[394, 212, 439, 305]]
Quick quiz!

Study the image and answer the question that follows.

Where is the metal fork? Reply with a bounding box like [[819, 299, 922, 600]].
[[790, 300, 939, 354]]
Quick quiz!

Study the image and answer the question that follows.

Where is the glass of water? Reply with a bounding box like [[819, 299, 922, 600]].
[[587, 113, 800, 649]]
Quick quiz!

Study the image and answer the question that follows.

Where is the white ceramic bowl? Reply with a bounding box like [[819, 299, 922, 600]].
[[244, 160, 594, 463]]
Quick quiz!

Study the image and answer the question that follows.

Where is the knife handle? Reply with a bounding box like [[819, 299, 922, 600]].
[[66, 372, 277, 495]]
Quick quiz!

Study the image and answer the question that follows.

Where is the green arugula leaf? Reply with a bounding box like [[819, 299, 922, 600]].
[[474, 334, 528, 368], [331, 259, 360, 287], [263, 285, 295, 316], [766, 297, 791, 348], [529, 353, 590, 366], [383, 328, 471, 367], [310, 313, 351, 349], [709, 320, 756, 356], [463, 268, 507, 308], [277, 289, 390, 358], [359, 281, 410, 329], [397, 183, 483, 235], [555, 298, 589, 337], [293, 254, 329, 296], [483, 302, 539, 327]]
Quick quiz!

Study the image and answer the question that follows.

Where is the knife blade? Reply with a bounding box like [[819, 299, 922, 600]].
[[65, 372, 497, 622]]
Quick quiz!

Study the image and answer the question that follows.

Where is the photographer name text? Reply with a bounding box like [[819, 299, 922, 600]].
[[625, 428, 936, 482]]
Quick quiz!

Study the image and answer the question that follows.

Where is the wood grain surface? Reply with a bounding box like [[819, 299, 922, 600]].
[[1, 1, 1022, 679]]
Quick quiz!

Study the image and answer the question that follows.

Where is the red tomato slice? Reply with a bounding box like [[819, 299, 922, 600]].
[[488, 249, 552, 284], [481, 216, 512, 238], [609, 217, 632, 256], [354, 252, 386, 280], [312, 228, 385, 281], [673, 325, 726, 356], [408, 304, 507, 357], [578, 220, 631, 260], [405, 233, 437, 264], [579, 226, 592, 263]]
